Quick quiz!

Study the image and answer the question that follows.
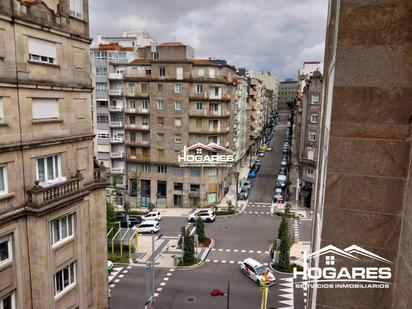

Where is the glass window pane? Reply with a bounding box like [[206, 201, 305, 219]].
[[53, 220, 60, 243], [61, 217, 68, 239], [47, 157, 54, 180], [37, 159, 45, 182], [68, 214, 73, 236], [0, 167, 4, 192], [70, 263, 75, 284], [55, 271, 62, 294], [54, 156, 59, 178], [63, 266, 70, 288], [0, 239, 9, 261], [2, 294, 12, 309]]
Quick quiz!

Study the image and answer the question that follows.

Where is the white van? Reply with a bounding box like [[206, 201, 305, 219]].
[[143, 211, 162, 221]]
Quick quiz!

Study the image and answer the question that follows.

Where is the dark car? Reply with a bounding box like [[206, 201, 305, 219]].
[[252, 162, 261, 172], [279, 167, 288, 176], [118, 215, 144, 228]]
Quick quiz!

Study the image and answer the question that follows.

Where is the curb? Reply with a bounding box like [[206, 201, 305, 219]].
[[176, 237, 215, 270], [269, 263, 294, 276]]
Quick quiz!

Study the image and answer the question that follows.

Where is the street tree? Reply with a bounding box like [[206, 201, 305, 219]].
[[196, 217, 206, 243], [183, 232, 195, 264]]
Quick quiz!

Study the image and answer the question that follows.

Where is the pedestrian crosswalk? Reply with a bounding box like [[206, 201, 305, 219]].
[[211, 248, 270, 254], [242, 202, 273, 216], [275, 277, 294, 308], [109, 266, 132, 289]]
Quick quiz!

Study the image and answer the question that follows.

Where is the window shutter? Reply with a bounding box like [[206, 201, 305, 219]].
[[176, 67, 183, 80], [32, 98, 59, 119], [28, 37, 56, 58]]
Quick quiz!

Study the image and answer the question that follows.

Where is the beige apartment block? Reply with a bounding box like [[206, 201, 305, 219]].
[[120, 43, 236, 208], [295, 71, 322, 209], [310, 0, 412, 308], [0, 1, 108, 308]]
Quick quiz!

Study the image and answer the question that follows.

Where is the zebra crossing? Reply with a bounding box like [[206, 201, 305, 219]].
[[242, 202, 272, 215], [109, 265, 132, 288], [275, 276, 294, 308]]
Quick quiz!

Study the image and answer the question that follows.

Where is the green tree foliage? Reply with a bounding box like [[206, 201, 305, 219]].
[[196, 217, 206, 242], [183, 232, 195, 264], [277, 216, 291, 271], [106, 202, 117, 232]]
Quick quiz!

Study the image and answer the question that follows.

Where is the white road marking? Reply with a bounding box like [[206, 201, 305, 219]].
[[114, 279, 119, 283], [160, 282, 166, 286], [264, 251, 269, 254], [249, 250, 254, 253], [226, 249, 231, 252], [110, 284, 115, 288], [206, 259, 211, 262], [154, 293, 159, 297], [229, 261, 234, 264], [123, 270, 128, 273], [218, 249, 223, 252], [212, 248, 216, 251], [119, 274, 124, 278], [213, 260, 219, 263], [241, 250, 246, 253], [157, 287, 163, 292], [238, 261, 242, 264], [167, 273, 172, 276], [221, 260, 227, 263], [127, 266, 132, 269], [163, 277, 169, 281], [234, 249, 238, 252], [257, 251, 262, 253], [170, 268, 175, 272]]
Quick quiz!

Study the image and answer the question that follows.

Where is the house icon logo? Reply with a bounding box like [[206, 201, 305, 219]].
[[293, 244, 393, 289], [178, 143, 234, 167]]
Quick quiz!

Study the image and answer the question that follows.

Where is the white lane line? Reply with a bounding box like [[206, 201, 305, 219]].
[[160, 282, 166, 286], [123, 270, 128, 274], [218, 249, 223, 252], [241, 250, 246, 253], [154, 293, 159, 297], [257, 251, 262, 254], [221, 260, 227, 264], [170, 268, 175, 272], [110, 284, 115, 288], [119, 274, 124, 278], [230, 261, 234, 264], [257, 205, 261, 208], [114, 279, 120, 283], [266, 212, 271, 214], [260, 212, 265, 214], [249, 250, 254, 253], [213, 260, 219, 263], [167, 273, 172, 276], [127, 266, 132, 269], [206, 259, 211, 262], [234, 249, 238, 252], [226, 249, 231, 252], [237, 261, 242, 264], [264, 251, 269, 254], [157, 287, 163, 292], [163, 277, 169, 281], [211, 248, 216, 251]]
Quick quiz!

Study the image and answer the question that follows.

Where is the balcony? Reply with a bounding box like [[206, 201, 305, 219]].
[[109, 121, 124, 128], [110, 137, 124, 144], [111, 167, 125, 174], [110, 152, 125, 159], [109, 106, 124, 112], [126, 140, 150, 147], [125, 108, 149, 114], [127, 155, 150, 162], [188, 109, 230, 118], [125, 124, 150, 131], [109, 89, 123, 96], [108, 73, 123, 80]]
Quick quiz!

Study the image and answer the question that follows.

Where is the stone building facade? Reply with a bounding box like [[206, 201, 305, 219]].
[[310, 0, 412, 308], [278, 79, 298, 110], [0, 0, 108, 308], [295, 71, 322, 209], [120, 42, 236, 208]]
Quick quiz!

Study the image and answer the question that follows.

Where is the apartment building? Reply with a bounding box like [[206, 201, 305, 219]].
[[0, 0, 108, 308], [249, 77, 264, 146], [310, 0, 412, 308], [250, 71, 279, 117], [278, 79, 298, 110], [295, 71, 322, 209], [90, 32, 156, 206], [117, 42, 236, 208]]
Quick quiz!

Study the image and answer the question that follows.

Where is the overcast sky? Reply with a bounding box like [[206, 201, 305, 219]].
[[89, 0, 328, 79]]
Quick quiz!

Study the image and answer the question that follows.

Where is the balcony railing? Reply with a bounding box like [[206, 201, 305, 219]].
[[110, 152, 125, 159], [28, 172, 83, 208], [109, 106, 124, 112], [109, 121, 124, 128], [111, 167, 125, 174], [125, 124, 150, 131], [108, 73, 123, 80], [109, 89, 123, 96], [126, 140, 150, 147], [110, 137, 124, 143]]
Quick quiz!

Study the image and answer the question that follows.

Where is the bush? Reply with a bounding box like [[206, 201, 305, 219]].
[[196, 217, 206, 242], [183, 232, 196, 265]]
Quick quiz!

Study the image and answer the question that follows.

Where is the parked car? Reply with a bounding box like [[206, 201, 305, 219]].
[[238, 187, 251, 200], [248, 169, 257, 178], [279, 167, 288, 176], [143, 211, 162, 221], [188, 209, 216, 222], [282, 146, 290, 154], [281, 155, 289, 167], [267, 146, 273, 151], [242, 180, 252, 191], [240, 258, 276, 286], [287, 121, 292, 127], [119, 215, 144, 228], [276, 175, 288, 188], [134, 221, 160, 234], [272, 188, 284, 203], [258, 151, 265, 157], [260, 145, 268, 151]]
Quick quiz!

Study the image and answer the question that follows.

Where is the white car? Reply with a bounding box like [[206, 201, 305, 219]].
[[133, 221, 160, 234], [188, 209, 216, 222], [143, 211, 162, 221], [240, 258, 276, 286]]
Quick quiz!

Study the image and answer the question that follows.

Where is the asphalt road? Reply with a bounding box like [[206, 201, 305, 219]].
[[109, 113, 307, 309]]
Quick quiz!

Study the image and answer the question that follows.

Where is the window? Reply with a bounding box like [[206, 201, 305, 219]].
[[307, 168, 315, 177], [159, 67, 165, 77], [190, 168, 201, 177], [28, 37, 56, 64], [51, 213, 75, 245], [54, 262, 76, 296], [174, 67, 183, 80], [311, 95, 320, 104], [146, 69, 151, 76], [128, 100, 136, 110], [196, 102, 203, 110], [32, 98, 59, 120], [157, 133, 164, 141], [96, 100, 108, 107], [158, 165, 167, 173], [196, 85, 203, 93], [128, 83, 135, 94], [311, 114, 318, 124], [174, 183, 183, 191], [157, 117, 164, 125], [0, 234, 12, 264], [208, 168, 217, 176], [175, 134, 182, 143], [96, 67, 107, 76], [156, 100, 164, 109], [152, 52, 159, 60], [307, 149, 315, 160], [141, 100, 148, 110], [157, 83, 163, 92], [308, 132, 317, 142], [196, 119, 202, 128], [157, 181, 167, 198], [198, 69, 204, 77], [0, 165, 7, 195], [0, 292, 15, 309], [97, 130, 109, 139], [174, 101, 182, 110], [141, 83, 148, 93], [129, 116, 136, 125], [129, 132, 136, 142], [142, 116, 149, 126], [97, 114, 109, 123], [174, 118, 182, 127], [157, 149, 164, 158], [69, 0, 83, 18], [142, 132, 149, 141], [142, 164, 150, 173], [209, 69, 216, 78], [36, 154, 61, 183], [96, 82, 108, 91], [175, 84, 182, 93], [174, 167, 183, 175]]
